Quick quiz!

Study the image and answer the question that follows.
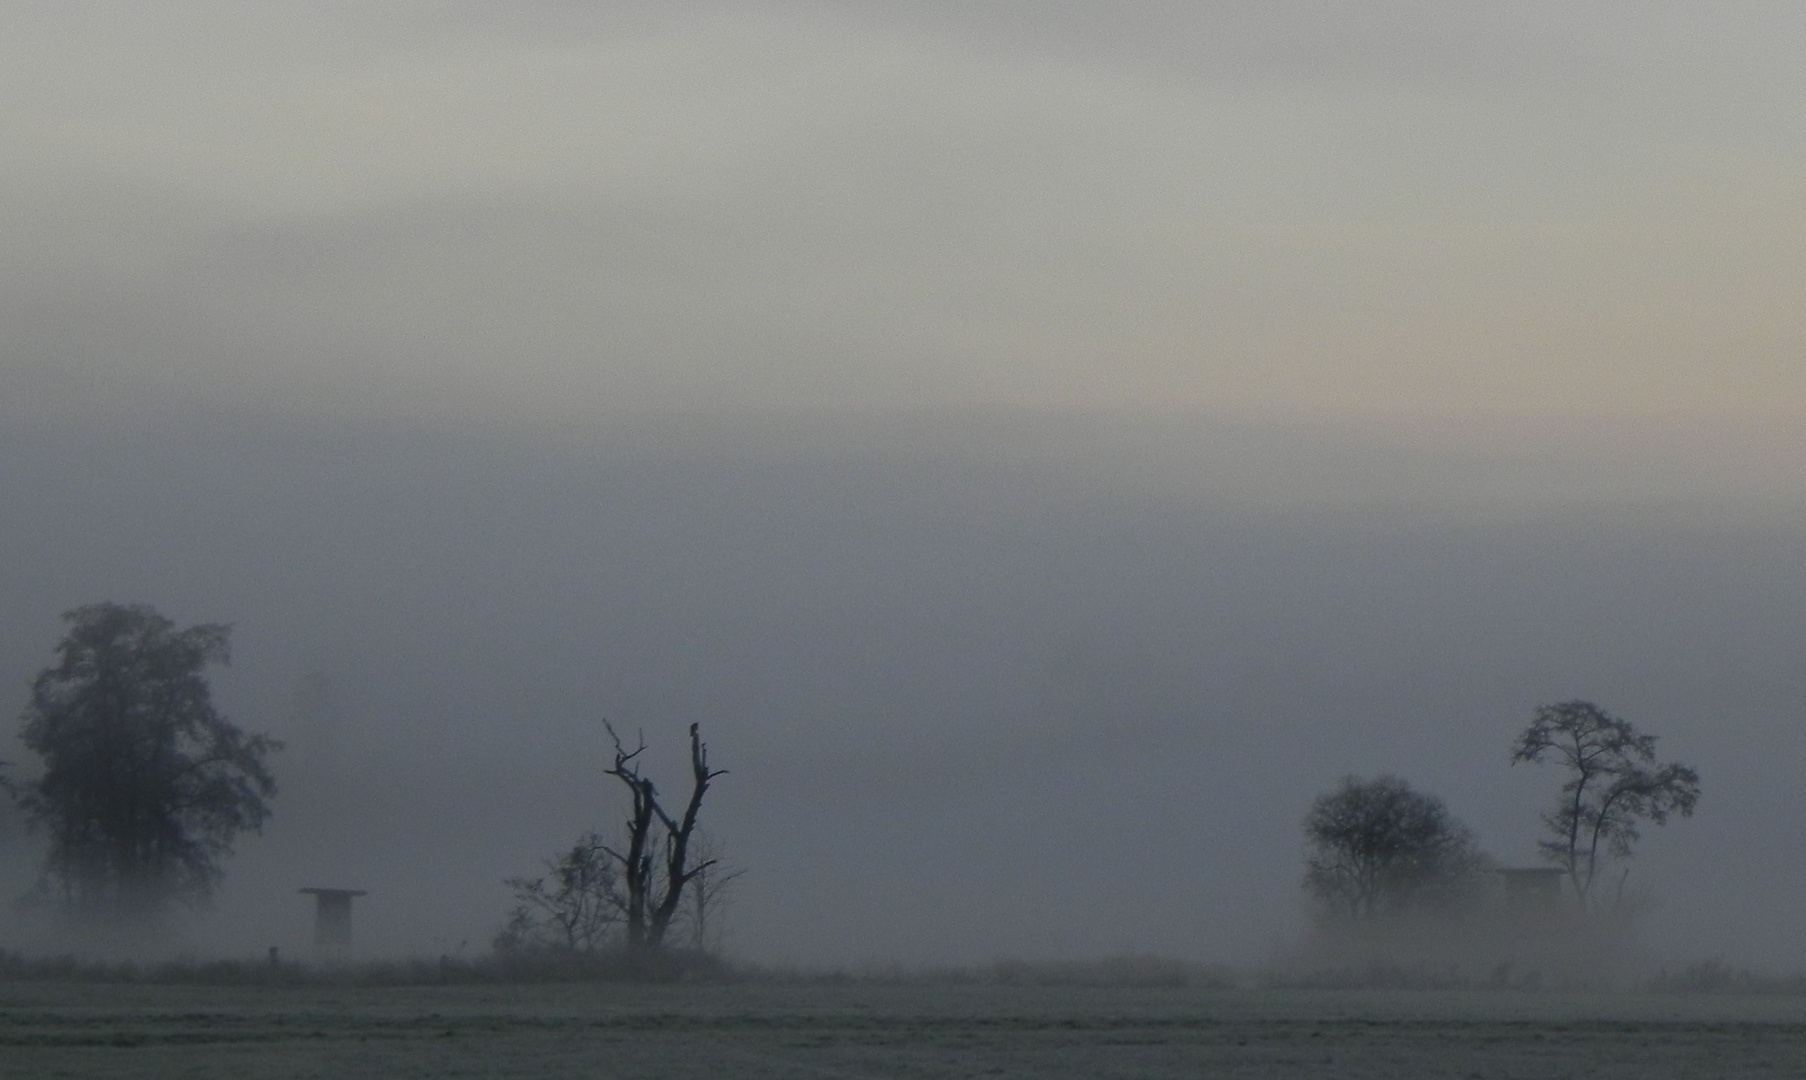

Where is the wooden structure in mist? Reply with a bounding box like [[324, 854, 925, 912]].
[[299, 887, 368, 950]]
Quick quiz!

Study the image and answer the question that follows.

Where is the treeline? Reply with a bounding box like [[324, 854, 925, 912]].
[[0, 601, 1705, 980], [1299, 702, 1699, 921], [0, 603, 739, 960], [1293, 702, 1701, 984]]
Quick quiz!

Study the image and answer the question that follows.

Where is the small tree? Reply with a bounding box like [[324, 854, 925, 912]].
[[601, 721, 725, 949], [1302, 775, 1489, 919], [16, 603, 281, 923], [496, 832, 624, 953], [1511, 700, 1699, 911], [672, 830, 744, 952]]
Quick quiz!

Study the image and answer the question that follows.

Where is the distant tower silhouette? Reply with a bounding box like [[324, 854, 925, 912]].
[[299, 887, 368, 953]]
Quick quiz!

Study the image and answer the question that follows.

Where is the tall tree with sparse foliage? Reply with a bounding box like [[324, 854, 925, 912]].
[[16, 603, 281, 923], [1511, 700, 1699, 911]]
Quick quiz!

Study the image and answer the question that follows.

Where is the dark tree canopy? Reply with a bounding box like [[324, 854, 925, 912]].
[[1302, 775, 1489, 919], [1511, 700, 1699, 910], [17, 603, 281, 922]]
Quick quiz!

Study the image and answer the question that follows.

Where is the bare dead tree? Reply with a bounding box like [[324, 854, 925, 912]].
[[600, 721, 726, 948]]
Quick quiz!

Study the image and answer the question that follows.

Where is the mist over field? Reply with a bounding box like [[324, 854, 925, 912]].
[[1, 406, 1801, 969], [3, 1, 1805, 980]]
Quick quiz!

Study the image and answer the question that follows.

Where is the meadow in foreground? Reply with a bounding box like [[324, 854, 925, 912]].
[[4, 981, 1806, 1079]]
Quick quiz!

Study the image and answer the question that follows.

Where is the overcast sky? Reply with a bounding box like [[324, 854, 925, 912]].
[[3, 3, 1805, 968], [5, 1, 1805, 422]]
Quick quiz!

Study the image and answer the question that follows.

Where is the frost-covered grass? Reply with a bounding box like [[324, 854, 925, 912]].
[[0, 946, 731, 986], [5, 981, 1806, 1078]]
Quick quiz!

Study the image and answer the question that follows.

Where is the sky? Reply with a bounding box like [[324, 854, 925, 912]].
[[6, 1, 1805, 421], [1, 2, 1804, 968]]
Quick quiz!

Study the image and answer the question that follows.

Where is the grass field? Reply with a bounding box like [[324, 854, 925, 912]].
[[4, 981, 1805, 1078]]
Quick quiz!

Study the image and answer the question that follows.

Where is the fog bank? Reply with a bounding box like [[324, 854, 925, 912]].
[[0, 407, 1800, 967]]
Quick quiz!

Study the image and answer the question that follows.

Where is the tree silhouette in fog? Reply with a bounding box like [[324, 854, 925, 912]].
[[1301, 775, 1489, 919], [1512, 700, 1699, 912], [497, 723, 736, 957], [602, 721, 724, 948], [498, 832, 624, 953], [16, 603, 281, 923]]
